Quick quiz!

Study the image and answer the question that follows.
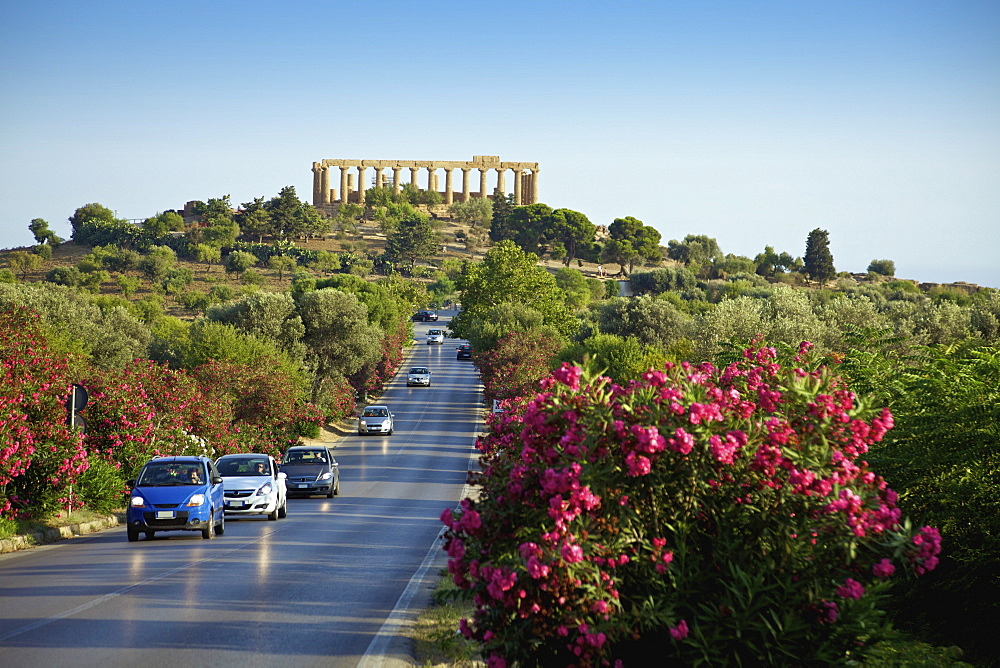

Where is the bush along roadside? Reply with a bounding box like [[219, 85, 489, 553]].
[[442, 343, 942, 666]]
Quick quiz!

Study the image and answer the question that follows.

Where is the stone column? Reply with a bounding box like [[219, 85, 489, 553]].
[[311, 164, 323, 206], [530, 169, 540, 204], [479, 168, 488, 198], [461, 168, 471, 202], [374, 167, 384, 190], [426, 167, 437, 196], [410, 166, 420, 189], [444, 168, 454, 205], [392, 167, 402, 194], [356, 166, 366, 205], [513, 170, 522, 205], [339, 166, 350, 204], [321, 167, 331, 205], [495, 168, 506, 199]]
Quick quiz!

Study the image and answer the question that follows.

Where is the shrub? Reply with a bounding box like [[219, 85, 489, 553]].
[[443, 345, 941, 666]]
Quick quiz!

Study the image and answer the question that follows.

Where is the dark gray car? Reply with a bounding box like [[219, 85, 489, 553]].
[[280, 445, 340, 498]]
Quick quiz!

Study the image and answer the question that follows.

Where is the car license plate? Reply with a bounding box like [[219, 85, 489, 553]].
[[156, 511, 174, 519], [298, 484, 309, 488], [229, 500, 244, 507]]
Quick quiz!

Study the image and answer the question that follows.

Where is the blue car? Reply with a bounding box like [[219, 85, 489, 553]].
[[126, 456, 226, 541]]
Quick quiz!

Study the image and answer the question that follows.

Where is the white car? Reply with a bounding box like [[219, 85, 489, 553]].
[[215, 453, 287, 521], [358, 405, 394, 435], [426, 328, 445, 345], [407, 366, 431, 386]]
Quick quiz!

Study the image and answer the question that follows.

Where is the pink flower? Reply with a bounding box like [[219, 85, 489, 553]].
[[561, 542, 584, 564], [669, 619, 689, 640], [836, 578, 865, 600], [625, 452, 652, 476], [872, 558, 895, 578]]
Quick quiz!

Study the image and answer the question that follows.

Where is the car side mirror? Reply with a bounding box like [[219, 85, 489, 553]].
[[211, 476, 223, 485], [278, 472, 287, 479]]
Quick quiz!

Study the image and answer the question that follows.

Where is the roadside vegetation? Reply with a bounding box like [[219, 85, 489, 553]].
[[3, 184, 998, 664]]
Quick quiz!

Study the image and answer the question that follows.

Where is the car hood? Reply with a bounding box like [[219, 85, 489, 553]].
[[221, 475, 274, 490], [133, 485, 210, 504]]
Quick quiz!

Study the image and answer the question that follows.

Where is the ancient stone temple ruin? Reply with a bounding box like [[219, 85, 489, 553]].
[[311, 155, 539, 210]]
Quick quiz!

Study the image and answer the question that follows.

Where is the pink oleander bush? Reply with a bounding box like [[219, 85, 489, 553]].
[[0, 306, 89, 517], [442, 343, 942, 666]]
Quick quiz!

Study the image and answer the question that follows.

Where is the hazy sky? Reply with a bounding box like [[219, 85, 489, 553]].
[[2, 1, 998, 287]]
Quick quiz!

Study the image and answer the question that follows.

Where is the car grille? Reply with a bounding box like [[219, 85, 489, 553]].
[[288, 476, 316, 483], [225, 490, 254, 498], [142, 511, 190, 527], [153, 504, 180, 508]]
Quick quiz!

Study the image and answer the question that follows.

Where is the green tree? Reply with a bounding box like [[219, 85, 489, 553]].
[[206, 291, 306, 362], [68, 203, 115, 236], [237, 196, 273, 242], [267, 254, 297, 280], [599, 238, 639, 277], [8, 250, 44, 279], [224, 250, 258, 278], [266, 186, 304, 239], [452, 240, 576, 339], [137, 246, 177, 282], [449, 197, 493, 227], [551, 208, 597, 266], [384, 212, 439, 271], [489, 191, 516, 243], [509, 203, 555, 256], [803, 228, 836, 284], [191, 243, 221, 272], [867, 259, 896, 277], [28, 218, 62, 245], [297, 288, 382, 402], [609, 216, 661, 273]]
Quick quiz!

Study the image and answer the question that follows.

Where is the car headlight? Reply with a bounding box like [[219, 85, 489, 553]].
[[360, 420, 368, 426], [257, 483, 273, 496], [187, 494, 206, 507], [130, 495, 145, 507], [319, 472, 332, 480]]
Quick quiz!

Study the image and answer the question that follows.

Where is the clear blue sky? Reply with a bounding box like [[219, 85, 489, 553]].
[[2, 1, 997, 287]]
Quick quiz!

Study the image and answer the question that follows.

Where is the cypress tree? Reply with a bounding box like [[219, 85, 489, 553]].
[[803, 228, 835, 284]]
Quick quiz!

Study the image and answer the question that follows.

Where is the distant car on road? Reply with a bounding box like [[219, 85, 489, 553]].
[[216, 453, 287, 520], [358, 405, 394, 435], [426, 328, 445, 345], [126, 456, 226, 541], [456, 344, 472, 360], [412, 310, 439, 322], [407, 366, 431, 386], [281, 445, 340, 498]]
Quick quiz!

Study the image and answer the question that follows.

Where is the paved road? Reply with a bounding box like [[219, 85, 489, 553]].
[[0, 313, 480, 667]]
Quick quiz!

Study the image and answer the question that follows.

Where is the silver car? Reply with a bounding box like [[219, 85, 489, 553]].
[[407, 366, 431, 386], [358, 405, 394, 435], [426, 328, 445, 345], [216, 453, 288, 520]]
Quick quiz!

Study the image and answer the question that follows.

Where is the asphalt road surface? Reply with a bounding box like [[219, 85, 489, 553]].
[[0, 312, 481, 667]]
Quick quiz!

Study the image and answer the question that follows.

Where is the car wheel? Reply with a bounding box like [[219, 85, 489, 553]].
[[326, 482, 335, 498], [334, 478, 340, 496], [278, 499, 287, 518], [216, 513, 225, 535], [358, 430, 364, 435], [388, 428, 393, 435], [268, 504, 279, 520], [202, 513, 216, 539], [145, 530, 155, 540], [127, 526, 139, 542]]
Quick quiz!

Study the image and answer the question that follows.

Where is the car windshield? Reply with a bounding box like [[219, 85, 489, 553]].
[[428, 330, 442, 335], [137, 462, 205, 486], [409, 367, 428, 374], [217, 457, 270, 476], [283, 451, 327, 465], [362, 408, 388, 417]]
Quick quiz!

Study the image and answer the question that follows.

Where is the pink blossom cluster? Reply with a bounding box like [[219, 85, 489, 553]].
[[442, 344, 942, 666]]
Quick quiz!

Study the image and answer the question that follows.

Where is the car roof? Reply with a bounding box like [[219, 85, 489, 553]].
[[149, 456, 206, 463], [363, 404, 389, 410], [217, 453, 270, 459], [285, 445, 329, 451]]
